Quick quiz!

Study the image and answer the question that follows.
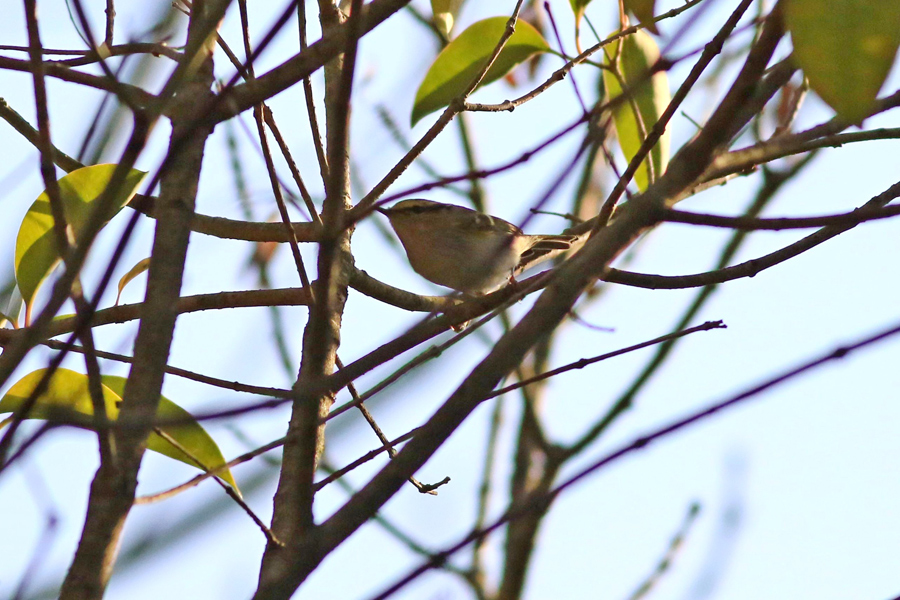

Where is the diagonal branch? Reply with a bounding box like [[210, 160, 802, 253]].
[[212, 0, 414, 122]]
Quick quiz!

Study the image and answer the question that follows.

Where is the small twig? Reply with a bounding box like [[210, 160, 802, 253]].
[[319, 458, 457, 564], [313, 428, 421, 491], [662, 203, 900, 230], [104, 0, 115, 47], [0, 286, 313, 343], [32, 337, 293, 398], [471, 392, 504, 580], [627, 502, 701, 600], [263, 105, 321, 222], [374, 104, 467, 197], [493, 321, 725, 402], [298, 0, 329, 185], [151, 428, 283, 546], [135, 434, 287, 504], [543, 1, 587, 113]]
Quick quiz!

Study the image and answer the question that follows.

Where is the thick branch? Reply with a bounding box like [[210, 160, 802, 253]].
[[59, 1, 222, 595]]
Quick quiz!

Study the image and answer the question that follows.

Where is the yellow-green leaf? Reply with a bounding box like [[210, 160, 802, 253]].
[[0, 368, 237, 491], [602, 29, 670, 191], [101, 375, 238, 492], [431, 0, 465, 37], [0, 368, 119, 427], [625, 0, 659, 34], [786, 0, 900, 123], [411, 17, 550, 125], [116, 257, 151, 305], [15, 164, 146, 316], [569, 0, 591, 28]]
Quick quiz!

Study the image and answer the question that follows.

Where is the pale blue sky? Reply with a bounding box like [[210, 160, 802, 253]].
[[1, 1, 899, 599]]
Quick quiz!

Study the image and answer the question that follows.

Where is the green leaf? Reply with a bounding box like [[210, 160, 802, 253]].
[[786, 0, 900, 123], [625, 0, 659, 34], [602, 29, 671, 191], [569, 0, 591, 29], [0, 368, 119, 427], [411, 16, 550, 125], [0, 369, 237, 492], [101, 375, 239, 492], [15, 164, 146, 317], [116, 257, 151, 305], [431, 0, 465, 37]]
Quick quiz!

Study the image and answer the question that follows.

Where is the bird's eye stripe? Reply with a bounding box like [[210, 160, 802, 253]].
[[390, 203, 456, 215]]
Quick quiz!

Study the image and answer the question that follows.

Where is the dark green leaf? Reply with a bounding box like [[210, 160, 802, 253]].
[[411, 17, 550, 125], [786, 0, 900, 123]]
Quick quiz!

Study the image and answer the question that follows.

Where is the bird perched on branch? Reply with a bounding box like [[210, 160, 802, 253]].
[[378, 199, 578, 295]]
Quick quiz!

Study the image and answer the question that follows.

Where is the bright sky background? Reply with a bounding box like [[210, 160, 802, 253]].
[[1, 1, 899, 599]]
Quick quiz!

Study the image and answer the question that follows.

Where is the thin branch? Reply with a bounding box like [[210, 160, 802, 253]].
[[374, 104, 467, 197], [690, 126, 900, 194], [0, 97, 82, 171], [0, 287, 313, 343], [0, 54, 158, 110], [23, 0, 69, 293], [492, 321, 726, 400], [298, 0, 329, 185], [314, 428, 420, 491], [661, 203, 900, 230], [104, 0, 115, 48], [212, 0, 415, 123], [55, 43, 182, 65], [135, 434, 288, 504], [318, 459, 456, 566], [35, 337, 293, 398], [151, 428, 282, 546], [627, 503, 701, 600], [263, 105, 321, 222], [607, 177, 900, 290]]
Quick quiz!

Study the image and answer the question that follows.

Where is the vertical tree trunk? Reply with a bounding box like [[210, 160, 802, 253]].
[[59, 2, 220, 597], [255, 1, 357, 596]]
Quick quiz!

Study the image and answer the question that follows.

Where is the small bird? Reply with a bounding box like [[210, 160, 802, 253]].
[[377, 199, 576, 295]]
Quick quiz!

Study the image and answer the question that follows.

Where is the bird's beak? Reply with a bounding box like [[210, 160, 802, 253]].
[[375, 205, 389, 216]]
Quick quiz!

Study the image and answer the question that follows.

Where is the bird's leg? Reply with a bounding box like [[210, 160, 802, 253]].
[[506, 272, 521, 293]]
